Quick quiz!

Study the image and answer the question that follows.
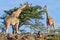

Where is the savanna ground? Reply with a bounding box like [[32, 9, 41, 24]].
[[0, 32, 60, 40]]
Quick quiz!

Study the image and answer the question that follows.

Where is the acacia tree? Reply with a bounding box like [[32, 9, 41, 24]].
[[0, 3, 46, 33]]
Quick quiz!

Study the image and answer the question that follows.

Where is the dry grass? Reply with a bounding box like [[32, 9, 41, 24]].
[[0, 32, 60, 40]]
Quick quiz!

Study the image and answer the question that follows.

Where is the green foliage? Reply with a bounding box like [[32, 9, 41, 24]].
[[20, 5, 44, 23], [3, 4, 45, 33], [4, 5, 45, 23]]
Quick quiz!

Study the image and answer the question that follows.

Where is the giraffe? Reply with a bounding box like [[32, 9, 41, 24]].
[[43, 5, 55, 32], [4, 3, 31, 34]]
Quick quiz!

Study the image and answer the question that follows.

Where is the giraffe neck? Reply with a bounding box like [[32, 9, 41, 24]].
[[46, 10, 49, 19], [11, 8, 22, 17], [11, 5, 26, 17]]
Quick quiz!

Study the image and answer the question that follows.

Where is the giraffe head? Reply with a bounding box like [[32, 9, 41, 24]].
[[43, 5, 48, 11], [43, 5, 49, 17], [20, 3, 31, 10]]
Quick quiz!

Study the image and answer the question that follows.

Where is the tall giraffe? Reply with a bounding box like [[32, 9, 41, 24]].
[[11, 3, 31, 34], [4, 3, 31, 34], [43, 5, 55, 32]]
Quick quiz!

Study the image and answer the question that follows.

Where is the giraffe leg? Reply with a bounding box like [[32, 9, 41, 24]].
[[12, 26, 14, 34], [15, 23, 19, 34], [47, 26, 49, 33], [46, 23, 49, 33], [53, 23, 55, 30], [12, 26, 15, 34], [6, 24, 9, 34], [5, 21, 10, 34], [50, 25, 52, 33]]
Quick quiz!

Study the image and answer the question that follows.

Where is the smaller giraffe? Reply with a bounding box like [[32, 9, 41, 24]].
[[43, 5, 55, 32]]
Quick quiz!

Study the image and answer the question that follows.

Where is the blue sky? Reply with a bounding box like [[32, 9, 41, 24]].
[[0, 0, 60, 33]]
